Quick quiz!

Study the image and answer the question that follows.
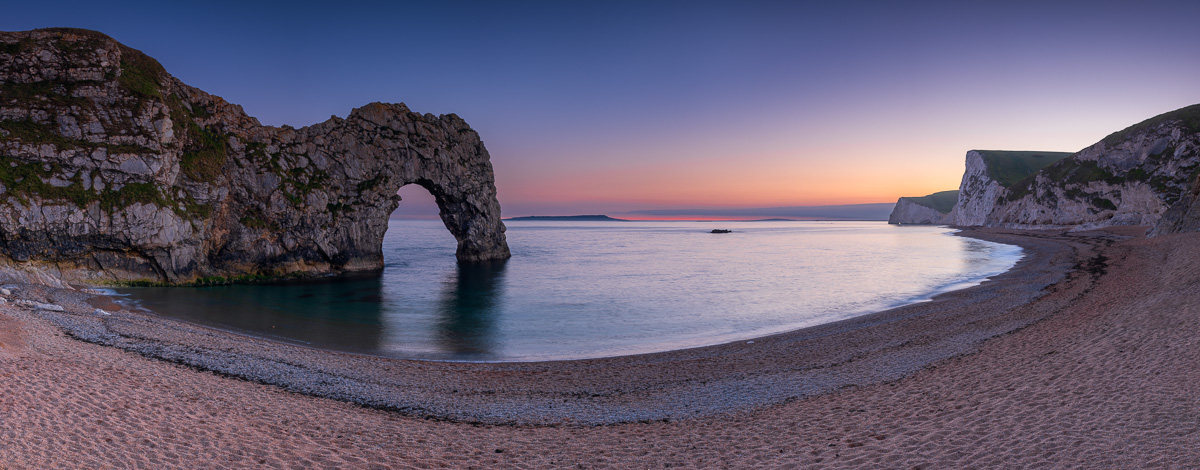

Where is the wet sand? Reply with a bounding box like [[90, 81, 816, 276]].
[[1, 227, 1197, 468]]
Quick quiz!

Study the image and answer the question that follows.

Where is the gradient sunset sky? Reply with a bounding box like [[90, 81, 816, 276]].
[[5, 1, 1200, 217]]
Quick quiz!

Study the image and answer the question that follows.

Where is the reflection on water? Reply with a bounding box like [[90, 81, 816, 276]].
[[122, 275, 388, 353], [121, 260, 510, 360], [120, 220, 1024, 361], [435, 260, 507, 358]]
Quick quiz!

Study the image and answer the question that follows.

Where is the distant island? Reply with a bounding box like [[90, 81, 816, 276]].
[[506, 215, 629, 221]]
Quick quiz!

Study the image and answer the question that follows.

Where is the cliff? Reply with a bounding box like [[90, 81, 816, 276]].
[[1150, 173, 1200, 236], [1139, 105, 1200, 236], [948, 106, 1200, 230], [0, 28, 510, 285], [887, 190, 957, 225], [947, 150, 1071, 226]]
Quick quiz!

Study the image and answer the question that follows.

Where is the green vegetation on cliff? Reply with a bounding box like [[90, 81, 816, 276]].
[[0, 79, 94, 108], [0, 155, 154, 211], [116, 44, 166, 99], [975, 150, 1073, 188], [1102, 103, 1200, 146], [0, 154, 211, 219], [1004, 142, 1197, 205], [900, 190, 959, 214], [0, 119, 152, 154], [180, 124, 228, 182]]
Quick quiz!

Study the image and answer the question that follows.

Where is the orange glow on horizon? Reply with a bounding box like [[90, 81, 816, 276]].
[[492, 143, 976, 211], [611, 215, 841, 221]]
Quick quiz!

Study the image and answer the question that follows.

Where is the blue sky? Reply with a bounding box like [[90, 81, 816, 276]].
[[5, 1, 1200, 217]]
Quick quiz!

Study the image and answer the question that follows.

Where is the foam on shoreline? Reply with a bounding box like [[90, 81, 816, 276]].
[[7, 226, 1200, 468], [1, 228, 1080, 425]]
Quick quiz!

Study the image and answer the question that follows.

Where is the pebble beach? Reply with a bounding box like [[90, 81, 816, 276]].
[[1, 227, 1197, 468]]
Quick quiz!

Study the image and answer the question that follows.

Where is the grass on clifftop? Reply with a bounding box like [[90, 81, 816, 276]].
[[901, 190, 959, 214], [975, 150, 1073, 188], [116, 44, 166, 99], [1102, 103, 1200, 146]]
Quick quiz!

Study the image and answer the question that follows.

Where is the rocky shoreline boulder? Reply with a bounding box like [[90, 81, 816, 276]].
[[0, 28, 509, 285]]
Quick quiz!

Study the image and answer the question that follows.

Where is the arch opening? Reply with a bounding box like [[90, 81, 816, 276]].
[[392, 184, 443, 221], [376, 175, 510, 264]]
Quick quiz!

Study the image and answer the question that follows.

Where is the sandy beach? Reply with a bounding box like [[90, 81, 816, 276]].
[[1, 227, 1198, 468]]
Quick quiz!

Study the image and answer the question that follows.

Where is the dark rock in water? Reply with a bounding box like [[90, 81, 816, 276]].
[[710, 229, 732, 234], [0, 28, 509, 285]]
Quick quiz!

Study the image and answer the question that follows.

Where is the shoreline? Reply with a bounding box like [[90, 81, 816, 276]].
[[4, 228, 1091, 425], [4, 226, 1199, 467], [102, 226, 1026, 365]]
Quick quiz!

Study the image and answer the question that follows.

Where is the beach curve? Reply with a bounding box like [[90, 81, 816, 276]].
[[2, 227, 1198, 467]]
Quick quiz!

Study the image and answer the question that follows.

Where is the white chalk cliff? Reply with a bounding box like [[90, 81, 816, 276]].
[[891, 105, 1200, 233], [888, 190, 958, 225]]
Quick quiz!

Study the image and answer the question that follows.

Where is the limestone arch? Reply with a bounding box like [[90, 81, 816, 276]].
[[381, 175, 510, 264]]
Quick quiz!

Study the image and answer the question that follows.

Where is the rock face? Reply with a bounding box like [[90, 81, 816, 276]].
[[947, 150, 1071, 226], [986, 114, 1200, 229], [887, 190, 957, 225], [1150, 173, 1200, 236], [0, 28, 509, 284], [952, 107, 1200, 230], [948, 151, 1006, 226]]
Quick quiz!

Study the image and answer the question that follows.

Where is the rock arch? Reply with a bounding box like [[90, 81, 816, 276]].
[[0, 30, 510, 284], [224, 102, 513, 278]]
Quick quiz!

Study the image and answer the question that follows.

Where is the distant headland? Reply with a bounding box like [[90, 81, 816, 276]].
[[887, 103, 1200, 232]]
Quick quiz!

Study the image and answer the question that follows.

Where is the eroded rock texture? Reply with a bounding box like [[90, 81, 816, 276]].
[[988, 118, 1200, 230], [947, 150, 1072, 226], [0, 28, 509, 284], [936, 107, 1200, 231]]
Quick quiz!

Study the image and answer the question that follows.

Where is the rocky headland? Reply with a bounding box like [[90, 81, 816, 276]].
[[887, 189, 957, 224], [889, 105, 1200, 234], [0, 28, 509, 285]]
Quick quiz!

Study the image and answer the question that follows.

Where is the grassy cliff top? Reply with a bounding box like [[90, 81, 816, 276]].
[[900, 190, 959, 214], [1101, 103, 1200, 146], [974, 150, 1074, 188]]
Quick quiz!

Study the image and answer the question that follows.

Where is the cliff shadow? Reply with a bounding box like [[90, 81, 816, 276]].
[[122, 274, 387, 353]]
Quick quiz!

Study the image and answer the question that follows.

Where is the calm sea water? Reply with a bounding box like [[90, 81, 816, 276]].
[[116, 220, 1022, 361]]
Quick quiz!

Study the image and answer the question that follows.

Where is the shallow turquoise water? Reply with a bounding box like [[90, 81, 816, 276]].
[[117, 220, 1022, 361]]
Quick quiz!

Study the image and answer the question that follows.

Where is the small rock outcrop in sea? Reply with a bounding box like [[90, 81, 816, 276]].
[[0, 28, 510, 284], [887, 190, 958, 225]]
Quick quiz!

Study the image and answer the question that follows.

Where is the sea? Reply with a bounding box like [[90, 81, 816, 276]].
[[115, 219, 1023, 362]]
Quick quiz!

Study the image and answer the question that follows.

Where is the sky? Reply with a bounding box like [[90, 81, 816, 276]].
[[4, 1, 1200, 218]]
